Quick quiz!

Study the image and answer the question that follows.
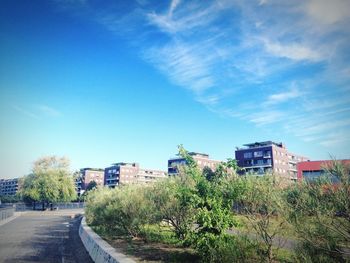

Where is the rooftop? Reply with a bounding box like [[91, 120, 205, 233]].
[[111, 162, 139, 167], [170, 151, 210, 160], [80, 168, 104, 172], [188, 152, 209, 158], [240, 141, 285, 149]]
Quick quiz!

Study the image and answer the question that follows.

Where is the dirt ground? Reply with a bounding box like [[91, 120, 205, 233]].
[[107, 238, 200, 263]]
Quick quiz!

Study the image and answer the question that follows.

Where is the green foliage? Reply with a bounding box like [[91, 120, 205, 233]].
[[84, 147, 349, 263], [86, 180, 97, 191], [86, 184, 157, 238], [141, 224, 180, 245], [20, 156, 76, 205], [286, 160, 350, 262], [148, 176, 196, 242], [0, 194, 21, 203], [238, 175, 288, 263], [174, 146, 241, 262]]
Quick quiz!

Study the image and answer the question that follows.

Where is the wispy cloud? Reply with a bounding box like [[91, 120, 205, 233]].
[[36, 105, 62, 117], [144, 42, 215, 93], [246, 111, 285, 126], [56, 0, 350, 150], [12, 105, 40, 120], [265, 86, 302, 105], [262, 38, 322, 62], [306, 0, 350, 25], [12, 104, 61, 119]]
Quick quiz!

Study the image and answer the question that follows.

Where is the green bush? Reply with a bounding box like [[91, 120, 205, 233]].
[[85, 184, 157, 238], [286, 160, 350, 262]]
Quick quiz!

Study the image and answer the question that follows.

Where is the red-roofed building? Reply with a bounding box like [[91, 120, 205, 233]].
[[297, 160, 350, 182]]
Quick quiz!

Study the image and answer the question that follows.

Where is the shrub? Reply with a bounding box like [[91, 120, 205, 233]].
[[286, 160, 350, 262], [148, 176, 196, 242], [85, 184, 157, 238]]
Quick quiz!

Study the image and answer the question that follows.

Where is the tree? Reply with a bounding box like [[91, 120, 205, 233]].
[[20, 156, 76, 210], [149, 174, 197, 242], [239, 175, 288, 263], [176, 145, 239, 262], [86, 181, 97, 191]]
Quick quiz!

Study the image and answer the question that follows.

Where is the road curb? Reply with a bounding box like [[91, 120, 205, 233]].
[[0, 212, 26, 227], [79, 217, 135, 263]]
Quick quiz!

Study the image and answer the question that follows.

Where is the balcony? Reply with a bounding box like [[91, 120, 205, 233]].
[[244, 163, 272, 168]]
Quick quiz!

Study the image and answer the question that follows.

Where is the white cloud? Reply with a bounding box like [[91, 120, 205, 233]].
[[144, 42, 215, 93], [196, 95, 220, 106], [56, 0, 350, 150], [147, 1, 222, 34], [12, 104, 62, 119], [295, 118, 350, 137], [168, 0, 181, 17], [247, 111, 284, 126], [12, 105, 40, 120], [36, 105, 62, 117], [258, 0, 268, 6], [262, 38, 322, 62], [306, 0, 350, 25], [265, 87, 302, 105]]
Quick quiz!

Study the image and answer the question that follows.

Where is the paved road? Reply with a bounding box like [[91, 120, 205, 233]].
[[0, 209, 93, 263]]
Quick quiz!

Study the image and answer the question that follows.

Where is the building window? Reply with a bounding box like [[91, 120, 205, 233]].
[[254, 151, 263, 157], [257, 159, 264, 165], [264, 151, 271, 157], [244, 152, 252, 158]]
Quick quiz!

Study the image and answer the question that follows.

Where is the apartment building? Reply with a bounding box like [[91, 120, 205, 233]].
[[80, 168, 104, 188], [104, 162, 139, 187], [104, 162, 167, 187], [0, 178, 19, 196], [137, 169, 167, 184], [297, 159, 350, 182], [235, 141, 309, 180], [168, 152, 221, 175], [75, 168, 105, 196]]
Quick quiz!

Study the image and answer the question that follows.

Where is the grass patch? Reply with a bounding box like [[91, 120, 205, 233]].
[[234, 214, 299, 240]]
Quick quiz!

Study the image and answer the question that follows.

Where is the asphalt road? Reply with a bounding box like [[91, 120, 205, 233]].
[[0, 209, 93, 263]]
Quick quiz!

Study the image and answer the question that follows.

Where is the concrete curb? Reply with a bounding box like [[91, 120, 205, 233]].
[[79, 217, 135, 263], [0, 212, 26, 227]]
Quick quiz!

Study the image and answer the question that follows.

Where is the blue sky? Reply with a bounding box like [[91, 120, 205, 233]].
[[0, 0, 349, 178]]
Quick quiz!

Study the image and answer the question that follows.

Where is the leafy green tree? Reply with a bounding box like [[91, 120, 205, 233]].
[[20, 156, 76, 209], [177, 145, 239, 262], [149, 176, 196, 242], [0, 194, 21, 203]]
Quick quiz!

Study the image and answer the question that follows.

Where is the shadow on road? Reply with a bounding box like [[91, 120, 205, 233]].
[[1, 212, 92, 263]]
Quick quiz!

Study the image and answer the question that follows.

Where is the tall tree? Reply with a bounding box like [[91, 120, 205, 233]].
[[20, 156, 76, 209]]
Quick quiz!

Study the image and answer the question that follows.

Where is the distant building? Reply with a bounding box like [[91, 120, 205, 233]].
[[104, 162, 139, 188], [104, 162, 166, 187], [168, 152, 221, 175], [297, 159, 350, 182], [80, 168, 105, 189], [76, 168, 105, 196], [235, 141, 309, 180], [137, 169, 167, 184], [0, 178, 20, 196]]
